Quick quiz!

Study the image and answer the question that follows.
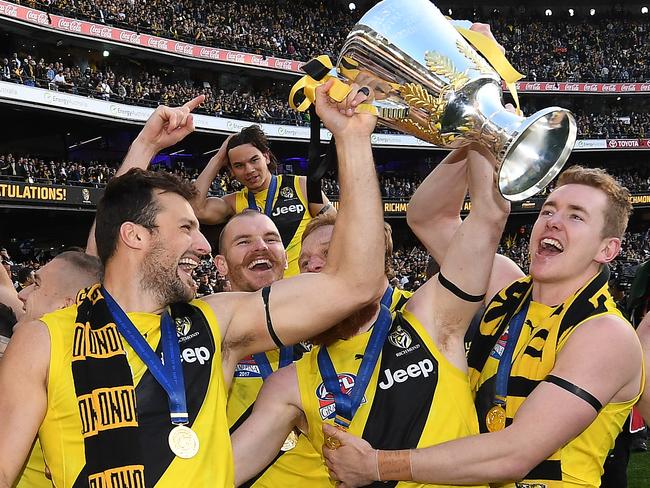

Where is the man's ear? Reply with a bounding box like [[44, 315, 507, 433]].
[[214, 254, 229, 277], [119, 222, 149, 250], [595, 237, 621, 264]]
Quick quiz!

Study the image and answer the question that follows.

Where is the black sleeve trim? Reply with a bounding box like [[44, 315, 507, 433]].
[[545, 374, 602, 412], [438, 272, 485, 303], [262, 286, 284, 348]]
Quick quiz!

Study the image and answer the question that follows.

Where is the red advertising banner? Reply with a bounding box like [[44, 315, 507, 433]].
[[606, 139, 650, 149], [0, 0, 304, 73], [514, 81, 650, 94]]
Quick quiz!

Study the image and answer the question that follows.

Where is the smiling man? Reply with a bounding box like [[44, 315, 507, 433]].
[[191, 125, 335, 278], [323, 162, 644, 488], [0, 80, 386, 488]]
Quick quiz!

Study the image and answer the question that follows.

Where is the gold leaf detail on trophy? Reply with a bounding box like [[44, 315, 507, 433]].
[[394, 118, 457, 147], [398, 83, 442, 115], [425, 51, 469, 87], [456, 39, 493, 75]]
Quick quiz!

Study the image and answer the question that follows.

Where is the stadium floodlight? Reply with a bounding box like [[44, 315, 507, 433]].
[[102, 50, 109, 57], [545, 9, 552, 16], [589, 8, 596, 15], [448, 8, 452, 15], [568, 8, 574, 16], [349, 2, 356, 11], [642, 6, 649, 14]]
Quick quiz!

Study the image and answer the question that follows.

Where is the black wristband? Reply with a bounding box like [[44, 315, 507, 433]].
[[262, 286, 284, 348], [545, 375, 602, 412], [438, 272, 485, 303]]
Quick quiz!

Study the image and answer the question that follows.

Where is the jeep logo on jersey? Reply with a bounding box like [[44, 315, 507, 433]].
[[378, 359, 435, 390], [271, 203, 304, 217], [175, 316, 192, 337], [316, 373, 366, 420], [388, 325, 412, 349]]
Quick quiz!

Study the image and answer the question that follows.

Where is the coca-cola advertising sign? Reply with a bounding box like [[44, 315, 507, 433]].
[[0, 2, 18, 16], [57, 17, 82, 33], [513, 81, 650, 94], [89, 24, 113, 39], [199, 47, 221, 60]]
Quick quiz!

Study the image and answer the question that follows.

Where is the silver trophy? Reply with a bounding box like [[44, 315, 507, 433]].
[[337, 0, 577, 201]]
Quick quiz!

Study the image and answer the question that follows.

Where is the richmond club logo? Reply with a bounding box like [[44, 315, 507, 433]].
[[175, 316, 192, 337], [388, 325, 412, 349]]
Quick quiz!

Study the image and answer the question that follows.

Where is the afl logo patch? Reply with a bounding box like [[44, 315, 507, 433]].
[[280, 187, 294, 199], [175, 316, 192, 337], [316, 373, 366, 420], [388, 325, 412, 349]]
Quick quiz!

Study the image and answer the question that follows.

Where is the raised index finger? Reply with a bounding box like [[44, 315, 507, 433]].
[[183, 94, 206, 113]]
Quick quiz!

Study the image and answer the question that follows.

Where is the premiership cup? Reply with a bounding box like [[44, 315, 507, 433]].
[[337, 0, 577, 201]]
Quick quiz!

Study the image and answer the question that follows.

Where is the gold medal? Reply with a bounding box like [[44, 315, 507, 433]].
[[324, 424, 347, 450], [168, 425, 200, 458], [281, 430, 299, 451], [486, 405, 507, 432], [324, 434, 342, 450]]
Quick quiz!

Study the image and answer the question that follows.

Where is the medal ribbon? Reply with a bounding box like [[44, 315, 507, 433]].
[[493, 294, 531, 407], [102, 288, 189, 425], [317, 286, 394, 429], [248, 174, 278, 216], [253, 346, 294, 380]]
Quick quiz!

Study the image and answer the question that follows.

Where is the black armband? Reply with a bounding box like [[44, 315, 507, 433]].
[[317, 203, 333, 216], [545, 375, 603, 412], [438, 272, 485, 303], [262, 286, 285, 348]]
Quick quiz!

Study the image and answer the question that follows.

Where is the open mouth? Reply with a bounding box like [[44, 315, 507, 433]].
[[247, 258, 273, 271], [178, 257, 199, 276], [538, 237, 564, 256]]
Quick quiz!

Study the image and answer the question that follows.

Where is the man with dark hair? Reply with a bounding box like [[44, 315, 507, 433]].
[[191, 124, 335, 277], [232, 146, 510, 488], [0, 79, 386, 488], [324, 150, 644, 488]]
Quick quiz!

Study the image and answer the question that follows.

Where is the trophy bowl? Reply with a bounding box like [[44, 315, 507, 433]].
[[337, 0, 577, 201]]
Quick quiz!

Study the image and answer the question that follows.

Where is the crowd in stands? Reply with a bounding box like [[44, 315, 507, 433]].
[[4, 45, 650, 138], [2, 152, 649, 199], [1, 49, 302, 125], [11, 0, 650, 83]]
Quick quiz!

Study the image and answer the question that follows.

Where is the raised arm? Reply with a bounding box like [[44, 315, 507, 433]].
[[232, 365, 304, 486], [407, 145, 523, 304], [190, 136, 235, 225], [406, 147, 468, 265], [206, 79, 385, 357], [323, 314, 643, 486], [406, 145, 509, 367], [636, 311, 650, 422], [86, 95, 205, 255], [0, 261, 22, 320], [0, 320, 49, 487]]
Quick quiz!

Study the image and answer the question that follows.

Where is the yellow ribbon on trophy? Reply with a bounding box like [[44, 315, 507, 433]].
[[288, 55, 379, 116], [454, 26, 524, 115]]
